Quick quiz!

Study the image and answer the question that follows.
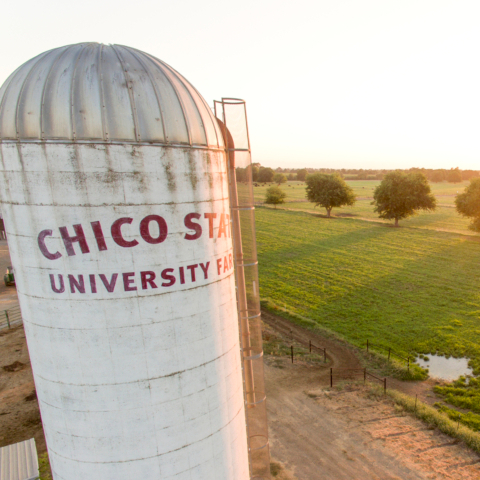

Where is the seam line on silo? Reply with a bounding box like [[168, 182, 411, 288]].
[[40, 47, 68, 141], [14, 51, 52, 139], [172, 67, 221, 148], [162, 64, 209, 147], [41, 404, 245, 464], [0, 140, 225, 151], [0, 63, 22, 140], [127, 48, 168, 143], [141, 52, 192, 146], [32, 341, 239, 387], [0, 194, 231, 207], [111, 45, 140, 143], [98, 44, 108, 143], [70, 44, 88, 142]]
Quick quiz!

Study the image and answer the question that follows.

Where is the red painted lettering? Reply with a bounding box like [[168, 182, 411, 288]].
[[38, 230, 62, 260], [49, 274, 65, 293], [139, 215, 168, 244], [141, 271, 158, 290], [60, 225, 90, 256], [91, 221, 108, 251], [161, 268, 176, 287], [68, 274, 85, 293], [226, 214, 231, 237], [218, 214, 227, 238], [123, 272, 137, 291], [184, 213, 202, 240], [99, 273, 118, 292], [223, 256, 229, 273], [111, 218, 138, 248], [217, 258, 222, 275], [179, 266, 185, 284], [187, 264, 198, 282], [89, 274, 97, 293], [229, 253, 233, 270], [204, 213, 217, 238], [199, 262, 210, 279]]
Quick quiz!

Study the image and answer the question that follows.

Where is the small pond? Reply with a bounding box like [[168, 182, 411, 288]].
[[415, 354, 473, 381]]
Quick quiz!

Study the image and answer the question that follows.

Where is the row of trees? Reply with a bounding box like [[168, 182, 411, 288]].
[[264, 171, 480, 231], [250, 165, 479, 183]]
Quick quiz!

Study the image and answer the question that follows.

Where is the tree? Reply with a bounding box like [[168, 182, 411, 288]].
[[372, 171, 436, 227], [447, 167, 462, 183], [296, 168, 308, 181], [264, 186, 286, 209], [251, 165, 259, 182], [273, 172, 287, 185], [287, 173, 296, 181], [455, 178, 480, 231], [429, 170, 445, 183], [258, 167, 274, 183], [305, 173, 356, 217], [462, 170, 480, 181], [235, 167, 247, 182]]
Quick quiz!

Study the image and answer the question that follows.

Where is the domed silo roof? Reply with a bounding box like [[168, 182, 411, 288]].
[[0, 43, 224, 148]]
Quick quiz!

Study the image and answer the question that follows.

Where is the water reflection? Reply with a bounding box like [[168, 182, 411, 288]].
[[416, 354, 473, 381]]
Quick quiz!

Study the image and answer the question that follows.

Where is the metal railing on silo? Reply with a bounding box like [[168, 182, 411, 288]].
[[215, 98, 271, 480]]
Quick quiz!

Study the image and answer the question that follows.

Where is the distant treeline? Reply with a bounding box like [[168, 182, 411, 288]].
[[236, 165, 480, 183]]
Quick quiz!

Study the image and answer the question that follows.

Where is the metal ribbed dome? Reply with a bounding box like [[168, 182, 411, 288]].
[[0, 43, 224, 148]]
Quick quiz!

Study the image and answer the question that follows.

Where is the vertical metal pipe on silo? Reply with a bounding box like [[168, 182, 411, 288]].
[[0, 43, 251, 480], [215, 99, 271, 480]]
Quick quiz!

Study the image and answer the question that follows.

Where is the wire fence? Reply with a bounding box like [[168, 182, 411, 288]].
[[366, 340, 410, 371], [289, 341, 327, 364], [286, 336, 387, 394], [330, 367, 387, 393], [0, 304, 22, 330]]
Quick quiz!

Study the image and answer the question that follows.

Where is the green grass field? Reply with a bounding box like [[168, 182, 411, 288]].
[[254, 180, 476, 235], [256, 208, 480, 374]]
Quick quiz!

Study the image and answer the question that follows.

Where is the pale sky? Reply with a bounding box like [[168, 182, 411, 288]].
[[1, 0, 479, 170]]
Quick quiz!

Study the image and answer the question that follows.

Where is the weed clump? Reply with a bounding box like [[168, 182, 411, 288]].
[[434, 376, 480, 415], [38, 453, 52, 480]]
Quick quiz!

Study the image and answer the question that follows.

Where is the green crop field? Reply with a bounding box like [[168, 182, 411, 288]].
[[255, 208, 480, 375]]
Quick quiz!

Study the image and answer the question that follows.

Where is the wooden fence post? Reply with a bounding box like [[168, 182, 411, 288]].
[[5, 310, 10, 329], [384, 378, 387, 394], [388, 348, 391, 361], [291, 345, 294, 364], [330, 368, 333, 388]]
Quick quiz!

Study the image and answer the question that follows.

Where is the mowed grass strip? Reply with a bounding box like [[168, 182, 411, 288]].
[[256, 207, 480, 372], [253, 180, 477, 235], [278, 200, 474, 234]]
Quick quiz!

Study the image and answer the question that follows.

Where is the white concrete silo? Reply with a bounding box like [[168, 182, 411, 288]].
[[0, 43, 250, 479]]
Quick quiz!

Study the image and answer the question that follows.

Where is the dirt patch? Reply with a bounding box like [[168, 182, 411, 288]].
[[263, 312, 480, 479], [25, 391, 37, 402], [0, 325, 46, 454], [270, 459, 297, 479], [3, 360, 25, 372]]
